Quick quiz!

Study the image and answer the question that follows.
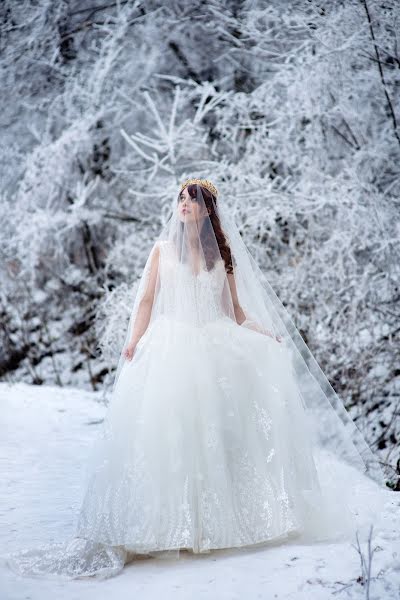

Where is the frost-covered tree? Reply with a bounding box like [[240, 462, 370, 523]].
[[0, 0, 399, 487]]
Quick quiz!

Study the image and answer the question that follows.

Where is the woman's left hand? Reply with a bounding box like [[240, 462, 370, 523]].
[[242, 320, 282, 343], [265, 330, 282, 343]]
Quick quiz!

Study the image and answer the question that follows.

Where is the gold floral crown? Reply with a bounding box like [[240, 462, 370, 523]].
[[180, 178, 218, 198]]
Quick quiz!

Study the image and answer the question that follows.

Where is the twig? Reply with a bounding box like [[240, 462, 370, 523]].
[[361, 0, 400, 147], [41, 318, 63, 387], [370, 397, 400, 448], [68, 1, 132, 19], [352, 524, 376, 600], [330, 123, 359, 149], [333, 525, 378, 597]]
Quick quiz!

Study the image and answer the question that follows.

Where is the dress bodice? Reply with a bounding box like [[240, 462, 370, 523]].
[[157, 240, 228, 325]]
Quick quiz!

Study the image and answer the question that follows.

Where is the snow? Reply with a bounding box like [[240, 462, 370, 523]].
[[0, 382, 399, 600]]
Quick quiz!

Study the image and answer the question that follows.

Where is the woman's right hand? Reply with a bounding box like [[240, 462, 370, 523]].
[[123, 341, 137, 361]]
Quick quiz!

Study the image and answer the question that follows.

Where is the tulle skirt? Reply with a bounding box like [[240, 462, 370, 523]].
[[75, 314, 356, 556], [4, 314, 377, 580]]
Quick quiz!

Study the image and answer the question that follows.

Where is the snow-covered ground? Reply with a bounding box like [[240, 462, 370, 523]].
[[0, 382, 399, 600]]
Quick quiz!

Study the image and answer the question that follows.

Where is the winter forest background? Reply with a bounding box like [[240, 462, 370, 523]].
[[0, 0, 399, 489]]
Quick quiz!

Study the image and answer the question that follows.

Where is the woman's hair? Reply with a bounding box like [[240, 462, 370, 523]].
[[178, 184, 234, 274]]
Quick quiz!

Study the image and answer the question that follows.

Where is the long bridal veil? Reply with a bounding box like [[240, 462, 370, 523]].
[[3, 179, 386, 581], [113, 180, 385, 486]]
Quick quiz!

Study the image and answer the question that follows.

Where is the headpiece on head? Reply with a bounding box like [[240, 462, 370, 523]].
[[180, 178, 218, 198]]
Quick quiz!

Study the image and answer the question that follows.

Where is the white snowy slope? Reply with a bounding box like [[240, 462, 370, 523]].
[[0, 382, 398, 600]]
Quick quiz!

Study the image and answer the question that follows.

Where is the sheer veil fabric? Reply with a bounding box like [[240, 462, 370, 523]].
[[3, 180, 386, 580]]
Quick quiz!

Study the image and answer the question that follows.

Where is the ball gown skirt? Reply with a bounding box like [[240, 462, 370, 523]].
[[3, 312, 361, 580], [74, 313, 355, 559]]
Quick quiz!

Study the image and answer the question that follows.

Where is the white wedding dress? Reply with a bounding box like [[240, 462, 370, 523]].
[[76, 241, 332, 552], [3, 183, 385, 580]]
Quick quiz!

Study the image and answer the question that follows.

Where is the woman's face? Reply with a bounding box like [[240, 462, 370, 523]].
[[177, 187, 208, 223]]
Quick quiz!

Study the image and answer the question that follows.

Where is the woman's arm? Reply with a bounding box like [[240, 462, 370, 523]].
[[129, 244, 160, 344], [227, 272, 247, 325], [124, 244, 160, 360], [227, 271, 282, 343]]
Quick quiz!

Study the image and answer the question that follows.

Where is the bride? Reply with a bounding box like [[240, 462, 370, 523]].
[[4, 178, 385, 580]]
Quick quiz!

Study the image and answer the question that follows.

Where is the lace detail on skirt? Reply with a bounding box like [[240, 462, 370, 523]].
[[3, 538, 127, 580]]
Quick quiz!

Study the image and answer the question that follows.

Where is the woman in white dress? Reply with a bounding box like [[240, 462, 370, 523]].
[[4, 178, 386, 580]]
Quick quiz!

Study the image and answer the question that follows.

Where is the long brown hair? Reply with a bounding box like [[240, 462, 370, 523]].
[[178, 184, 234, 274]]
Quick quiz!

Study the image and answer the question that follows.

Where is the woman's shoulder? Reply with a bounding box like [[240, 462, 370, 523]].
[[154, 239, 176, 255], [150, 240, 176, 264], [154, 239, 173, 248]]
